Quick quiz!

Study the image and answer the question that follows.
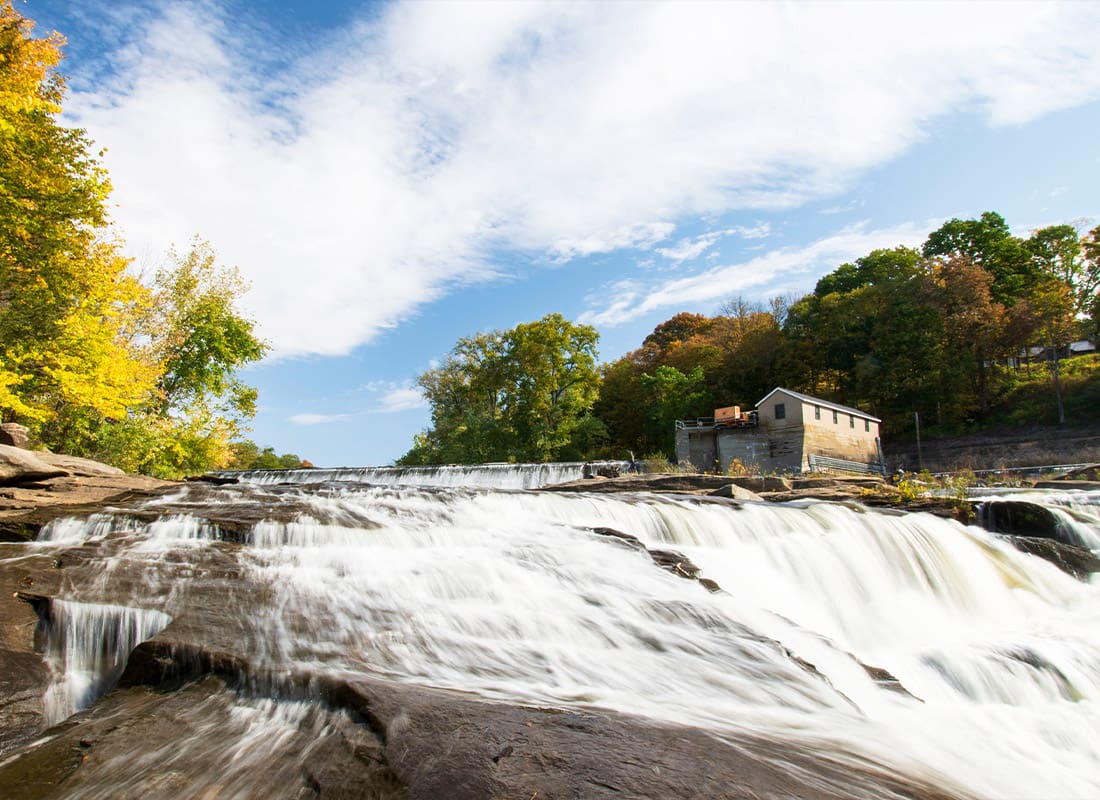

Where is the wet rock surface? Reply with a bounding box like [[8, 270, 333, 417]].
[[1000, 536, 1100, 579], [0, 474, 971, 800], [544, 471, 888, 503], [0, 473, 173, 542], [0, 458, 1094, 798], [0, 530, 956, 800]]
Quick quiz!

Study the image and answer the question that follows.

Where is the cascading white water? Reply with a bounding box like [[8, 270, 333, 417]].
[[20, 472, 1100, 799], [41, 599, 172, 724], [214, 460, 628, 489], [973, 489, 1100, 551]]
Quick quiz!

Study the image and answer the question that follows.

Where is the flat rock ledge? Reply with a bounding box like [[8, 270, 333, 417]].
[[544, 472, 889, 503], [0, 446, 175, 542]]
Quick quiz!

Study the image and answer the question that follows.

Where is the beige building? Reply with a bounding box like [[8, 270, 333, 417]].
[[675, 387, 884, 474]]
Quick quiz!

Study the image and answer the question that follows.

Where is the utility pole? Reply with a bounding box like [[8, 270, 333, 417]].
[[914, 411, 923, 471]]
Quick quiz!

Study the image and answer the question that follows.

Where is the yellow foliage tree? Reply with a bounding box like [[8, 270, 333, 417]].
[[0, 2, 157, 435]]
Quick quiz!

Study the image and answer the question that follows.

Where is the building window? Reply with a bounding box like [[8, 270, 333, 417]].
[[775, 403, 786, 420], [814, 405, 821, 420], [850, 414, 855, 428], [832, 410, 838, 424], [865, 419, 870, 432]]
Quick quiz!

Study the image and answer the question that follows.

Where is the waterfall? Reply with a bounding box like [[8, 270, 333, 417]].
[[41, 600, 172, 724], [10, 477, 1100, 798], [214, 460, 629, 489], [973, 488, 1100, 551]]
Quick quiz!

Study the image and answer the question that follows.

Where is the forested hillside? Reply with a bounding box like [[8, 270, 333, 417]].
[[406, 212, 1100, 464]]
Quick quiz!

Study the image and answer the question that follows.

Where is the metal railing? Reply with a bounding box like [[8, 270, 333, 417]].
[[675, 417, 716, 430], [808, 453, 886, 476], [927, 463, 1096, 479]]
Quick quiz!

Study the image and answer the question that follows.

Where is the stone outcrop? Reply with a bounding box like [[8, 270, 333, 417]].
[[1002, 536, 1100, 580], [708, 483, 765, 501], [0, 472, 172, 543], [0, 423, 29, 449], [0, 444, 69, 485]]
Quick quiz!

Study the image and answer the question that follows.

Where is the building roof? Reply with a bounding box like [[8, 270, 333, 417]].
[[756, 387, 881, 423]]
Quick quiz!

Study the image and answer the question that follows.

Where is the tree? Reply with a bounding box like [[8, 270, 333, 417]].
[[642, 312, 712, 352], [1027, 224, 1098, 318], [0, 3, 157, 432], [0, 4, 269, 477], [96, 239, 270, 477], [639, 365, 711, 458], [1023, 224, 1098, 424], [590, 357, 648, 457], [412, 330, 511, 463], [1083, 225, 1100, 339], [149, 238, 267, 420], [922, 212, 1032, 304], [505, 314, 601, 461], [399, 314, 601, 464]]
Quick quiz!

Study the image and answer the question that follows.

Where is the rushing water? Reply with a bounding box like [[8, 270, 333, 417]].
[[215, 460, 629, 489], [973, 488, 1100, 551], [13, 465, 1100, 798], [40, 600, 172, 725]]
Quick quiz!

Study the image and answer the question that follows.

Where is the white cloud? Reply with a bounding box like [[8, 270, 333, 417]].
[[58, 1, 1100, 356], [655, 224, 770, 264], [289, 413, 352, 426], [375, 387, 427, 413], [579, 221, 933, 327]]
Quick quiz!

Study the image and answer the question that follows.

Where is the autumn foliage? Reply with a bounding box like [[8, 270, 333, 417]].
[[0, 3, 266, 477]]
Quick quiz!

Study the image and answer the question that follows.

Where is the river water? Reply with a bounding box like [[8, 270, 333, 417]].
[[10, 466, 1100, 798]]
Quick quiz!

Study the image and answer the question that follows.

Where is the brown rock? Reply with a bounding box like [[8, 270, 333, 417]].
[[709, 483, 764, 501], [0, 424, 29, 449], [0, 445, 68, 486], [33, 453, 125, 477]]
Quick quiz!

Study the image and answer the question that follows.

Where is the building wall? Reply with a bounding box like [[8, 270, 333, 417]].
[[752, 391, 808, 470], [674, 428, 718, 470], [800, 399, 880, 464], [717, 429, 803, 473], [676, 390, 883, 474]]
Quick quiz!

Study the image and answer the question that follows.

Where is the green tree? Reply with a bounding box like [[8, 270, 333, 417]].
[[103, 239, 269, 476], [591, 356, 649, 457], [412, 330, 511, 463], [639, 365, 711, 458], [150, 238, 267, 419], [1083, 225, 1100, 339], [506, 314, 600, 461], [922, 212, 1033, 305], [1023, 224, 1099, 424], [400, 314, 600, 464]]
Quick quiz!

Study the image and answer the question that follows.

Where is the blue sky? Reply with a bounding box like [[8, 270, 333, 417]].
[[20, 0, 1100, 466]]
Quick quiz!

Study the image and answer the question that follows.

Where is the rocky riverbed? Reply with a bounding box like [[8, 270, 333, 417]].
[[1, 449, 1097, 799]]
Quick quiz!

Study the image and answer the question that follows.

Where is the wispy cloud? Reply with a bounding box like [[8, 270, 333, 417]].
[[580, 221, 933, 327], [58, 1, 1100, 356], [655, 225, 770, 264], [375, 387, 427, 413], [289, 413, 353, 426]]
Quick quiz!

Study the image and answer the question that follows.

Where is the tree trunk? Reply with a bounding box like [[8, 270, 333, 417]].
[[1046, 333, 1066, 424]]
